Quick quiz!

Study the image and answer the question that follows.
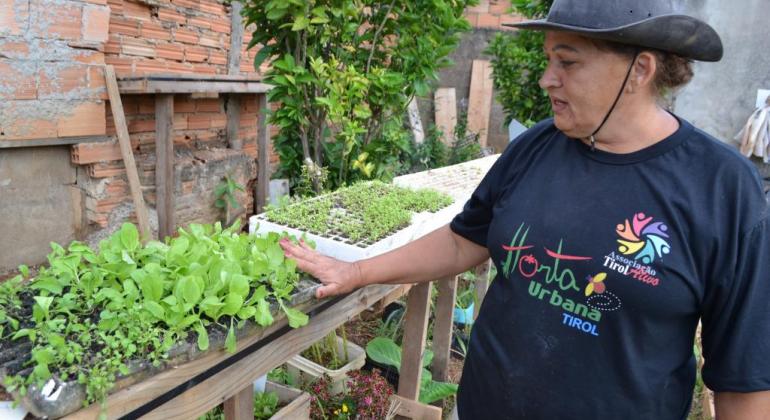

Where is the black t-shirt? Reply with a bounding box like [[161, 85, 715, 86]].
[[451, 117, 770, 420]]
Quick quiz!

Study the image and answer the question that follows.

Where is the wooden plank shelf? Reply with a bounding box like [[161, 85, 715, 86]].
[[117, 74, 271, 95], [64, 284, 399, 420]]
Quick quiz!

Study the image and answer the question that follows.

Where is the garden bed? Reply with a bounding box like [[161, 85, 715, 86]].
[[0, 223, 321, 419]]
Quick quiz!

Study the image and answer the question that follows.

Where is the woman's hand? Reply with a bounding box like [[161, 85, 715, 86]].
[[279, 238, 364, 299]]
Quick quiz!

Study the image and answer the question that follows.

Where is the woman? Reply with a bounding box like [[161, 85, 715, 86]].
[[280, 0, 770, 418]]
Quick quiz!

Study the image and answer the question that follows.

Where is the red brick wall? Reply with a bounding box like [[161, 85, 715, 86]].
[[464, 0, 524, 31], [1, 0, 277, 238], [0, 0, 110, 141], [103, 0, 267, 77]]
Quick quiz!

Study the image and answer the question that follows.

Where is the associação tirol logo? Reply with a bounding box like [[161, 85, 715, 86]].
[[602, 213, 672, 287]]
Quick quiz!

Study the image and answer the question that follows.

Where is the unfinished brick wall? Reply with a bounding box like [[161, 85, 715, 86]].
[[1, 0, 277, 260], [103, 0, 267, 76], [71, 93, 279, 230], [464, 0, 523, 31], [0, 0, 110, 141]]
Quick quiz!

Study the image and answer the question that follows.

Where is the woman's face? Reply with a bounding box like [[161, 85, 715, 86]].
[[540, 31, 636, 138]]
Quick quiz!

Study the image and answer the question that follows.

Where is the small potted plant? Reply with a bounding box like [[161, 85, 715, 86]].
[[287, 329, 366, 394], [308, 370, 397, 420], [198, 380, 312, 420]]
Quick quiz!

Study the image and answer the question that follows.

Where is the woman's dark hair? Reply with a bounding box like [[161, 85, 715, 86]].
[[590, 39, 694, 97]]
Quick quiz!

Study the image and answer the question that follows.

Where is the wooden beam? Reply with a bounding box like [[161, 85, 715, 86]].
[[407, 98, 425, 144], [223, 385, 253, 420], [226, 96, 242, 150], [63, 284, 398, 419], [0, 135, 110, 149], [398, 282, 432, 401], [434, 88, 457, 146], [227, 1, 244, 75], [473, 261, 491, 320], [155, 94, 175, 240], [118, 79, 271, 95], [431, 276, 457, 384], [225, 1, 244, 150], [467, 60, 494, 147], [256, 94, 270, 213], [104, 65, 152, 241], [391, 395, 442, 420], [373, 284, 412, 313]]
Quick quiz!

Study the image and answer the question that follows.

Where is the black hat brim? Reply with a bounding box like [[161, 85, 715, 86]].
[[504, 14, 723, 62]]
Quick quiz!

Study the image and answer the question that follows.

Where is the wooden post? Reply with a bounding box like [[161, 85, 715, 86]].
[[473, 261, 490, 320], [467, 60, 494, 147], [224, 385, 254, 420], [431, 276, 457, 385], [256, 94, 270, 213], [155, 94, 175, 240], [398, 282, 432, 401], [225, 0, 244, 150], [103, 65, 152, 241], [434, 88, 457, 147], [407, 98, 425, 144], [227, 1, 244, 76]]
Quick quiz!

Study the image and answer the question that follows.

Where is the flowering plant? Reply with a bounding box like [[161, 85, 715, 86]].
[[309, 370, 394, 419]]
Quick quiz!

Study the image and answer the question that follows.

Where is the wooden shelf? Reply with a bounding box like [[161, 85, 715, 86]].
[[117, 74, 272, 94]]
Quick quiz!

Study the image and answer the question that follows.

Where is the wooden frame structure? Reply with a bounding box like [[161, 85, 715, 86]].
[[115, 74, 272, 240]]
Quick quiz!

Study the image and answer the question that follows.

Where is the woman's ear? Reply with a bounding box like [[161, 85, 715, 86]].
[[629, 51, 657, 94]]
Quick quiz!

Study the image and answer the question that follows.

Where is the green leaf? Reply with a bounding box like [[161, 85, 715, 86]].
[[195, 323, 209, 351], [237, 306, 256, 320], [365, 337, 401, 371], [225, 323, 237, 353], [119, 223, 140, 251], [254, 299, 273, 326], [280, 303, 307, 328], [19, 264, 29, 278], [229, 274, 250, 298], [144, 301, 166, 319], [177, 276, 202, 306], [419, 380, 458, 404], [291, 16, 310, 31], [221, 293, 244, 316]]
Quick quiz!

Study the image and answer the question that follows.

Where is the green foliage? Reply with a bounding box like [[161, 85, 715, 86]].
[[302, 329, 349, 370], [485, 0, 553, 126], [241, 0, 476, 191], [198, 390, 281, 420], [1, 222, 309, 406], [365, 336, 457, 404], [214, 175, 245, 210], [263, 181, 453, 244]]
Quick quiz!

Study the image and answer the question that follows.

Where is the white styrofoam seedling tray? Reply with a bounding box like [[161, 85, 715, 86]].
[[249, 155, 500, 262]]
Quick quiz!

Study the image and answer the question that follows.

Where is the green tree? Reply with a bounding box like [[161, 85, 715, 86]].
[[485, 0, 553, 127], [241, 0, 476, 192]]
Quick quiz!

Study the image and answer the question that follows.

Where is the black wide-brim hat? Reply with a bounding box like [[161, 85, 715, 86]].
[[504, 0, 723, 62]]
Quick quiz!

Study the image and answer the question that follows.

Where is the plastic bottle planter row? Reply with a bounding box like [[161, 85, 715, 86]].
[[250, 182, 460, 262], [0, 279, 319, 419]]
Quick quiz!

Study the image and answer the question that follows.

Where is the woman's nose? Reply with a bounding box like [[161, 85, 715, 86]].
[[539, 64, 560, 90]]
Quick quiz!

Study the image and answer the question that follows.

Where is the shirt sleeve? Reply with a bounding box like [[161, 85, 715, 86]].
[[449, 147, 514, 247], [701, 214, 770, 392]]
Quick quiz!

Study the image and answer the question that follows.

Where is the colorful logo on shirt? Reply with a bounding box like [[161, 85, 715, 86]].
[[501, 223, 624, 338], [616, 213, 671, 264]]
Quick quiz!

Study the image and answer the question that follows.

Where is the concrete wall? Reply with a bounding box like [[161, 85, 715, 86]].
[[0, 147, 79, 274], [418, 29, 511, 154], [675, 0, 770, 179]]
